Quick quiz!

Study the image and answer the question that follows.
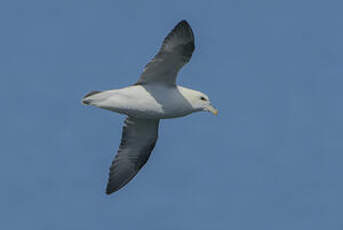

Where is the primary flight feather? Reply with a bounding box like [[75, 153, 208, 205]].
[[82, 20, 218, 195]]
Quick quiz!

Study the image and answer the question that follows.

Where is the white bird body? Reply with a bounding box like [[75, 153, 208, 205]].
[[83, 85, 203, 119]]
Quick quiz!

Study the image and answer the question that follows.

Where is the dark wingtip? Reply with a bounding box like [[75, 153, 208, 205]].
[[173, 20, 194, 42], [176, 20, 191, 29], [105, 188, 113, 195], [179, 19, 189, 25], [105, 184, 119, 195], [105, 183, 113, 195]]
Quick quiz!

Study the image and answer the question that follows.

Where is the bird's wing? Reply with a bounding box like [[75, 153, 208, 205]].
[[135, 20, 195, 86], [106, 117, 159, 194]]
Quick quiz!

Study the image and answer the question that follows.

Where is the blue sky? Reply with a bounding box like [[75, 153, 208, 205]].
[[1, 0, 343, 229]]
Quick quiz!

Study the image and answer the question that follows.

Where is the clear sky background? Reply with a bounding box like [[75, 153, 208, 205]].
[[1, 0, 343, 229]]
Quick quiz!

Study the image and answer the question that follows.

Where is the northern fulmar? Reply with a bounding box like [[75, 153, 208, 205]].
[[82, 20, 218, 195]]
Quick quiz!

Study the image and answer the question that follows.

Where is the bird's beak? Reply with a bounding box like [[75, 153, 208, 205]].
[[206, 104, 218, 115]]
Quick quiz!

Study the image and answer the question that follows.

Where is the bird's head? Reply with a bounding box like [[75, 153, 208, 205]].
[[179, 87, 218, 115]]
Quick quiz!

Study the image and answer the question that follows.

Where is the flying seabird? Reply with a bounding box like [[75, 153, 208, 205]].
[[82, 20, 218, 195]]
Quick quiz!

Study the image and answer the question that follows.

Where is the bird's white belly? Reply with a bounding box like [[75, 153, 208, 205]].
[[93, 85, 194, 119]]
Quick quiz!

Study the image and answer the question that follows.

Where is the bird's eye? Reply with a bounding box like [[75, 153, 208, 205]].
[[200, 96, 207, 101]]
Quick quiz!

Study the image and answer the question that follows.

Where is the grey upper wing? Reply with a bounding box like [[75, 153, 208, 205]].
[[106, 117, 159, 194], [136, 20, 195, 86]]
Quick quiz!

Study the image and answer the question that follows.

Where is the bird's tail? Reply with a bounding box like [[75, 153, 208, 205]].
[[81, 90, 102, 105]]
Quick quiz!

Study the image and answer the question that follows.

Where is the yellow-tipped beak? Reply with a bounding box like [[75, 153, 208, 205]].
[[207, 105, 218, 115]]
